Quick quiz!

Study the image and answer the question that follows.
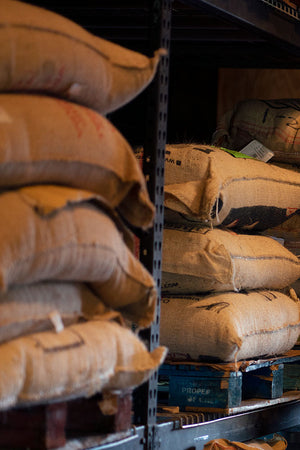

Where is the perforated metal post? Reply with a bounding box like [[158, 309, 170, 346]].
[[133, 0, 171, 440]]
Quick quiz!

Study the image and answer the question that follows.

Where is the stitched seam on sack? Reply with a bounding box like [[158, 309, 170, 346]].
[[231, 258, 238, 292], [220, 176, 300, 189], [3, 160, 140, 186], [230, 254, 299, 264], [8, 243, 153, 289], [1, 24, 143, 68], [236, 119, 300, 144], [243, 321, 300, 338], [2, 24, 110, 59], [32, 328, 97, 353]]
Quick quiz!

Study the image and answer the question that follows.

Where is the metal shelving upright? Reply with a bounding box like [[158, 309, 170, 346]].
[[134, 1, 300, 449]]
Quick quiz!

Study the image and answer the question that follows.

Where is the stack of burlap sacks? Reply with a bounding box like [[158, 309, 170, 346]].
[[0, 0, 167, 411], [213, 98, 300, 322], [203, 433, 288, 450], [160, 138, 300, 362]]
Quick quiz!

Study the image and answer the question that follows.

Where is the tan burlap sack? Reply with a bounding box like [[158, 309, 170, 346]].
[[162, 226, 300, 294], [0, 320, 167, 410], [0, 185, 156, 328], [163, 144, 300, 231], [263, 214, 300, 240], [204, 434, 287, 450], [0, 282, 121, 343], [266, 163, 300, 239], [160, 290, 300, 362], [212, 99, 300, 164], [273, 162, 300, 172], [0, 94, 154, 230], [0, 0, 164, 114], [283, 239, 300, 258]]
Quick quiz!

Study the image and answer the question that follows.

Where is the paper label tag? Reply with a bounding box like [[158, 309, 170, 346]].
[[49, 310, 64, 333], [240, 140, 274, 162]]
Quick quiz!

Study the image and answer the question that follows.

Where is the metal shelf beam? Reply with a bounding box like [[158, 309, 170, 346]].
[[180, 0, 300, 56], [154, 400, 300, 450]]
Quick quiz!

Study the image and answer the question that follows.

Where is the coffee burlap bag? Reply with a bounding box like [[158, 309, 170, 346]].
[[163, 144, 300, 231], [0, 282, 121, 343], [160, 290, 300, 362], [262, 214, 300, 240], [212, 99, 300, 164], [0, 185, 156, 328], [0, 94, 154, 230], [162, 226, 300, 294], [0, 320, 167, 410], [0, 0, 164, 114], [204, 434, 287, 450]]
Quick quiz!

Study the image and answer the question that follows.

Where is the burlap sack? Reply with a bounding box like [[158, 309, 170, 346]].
[[162, 226, 300, 294], [268, 162, 300, 238], [163, 144, 300, 231], [273, 162, 300, 172], [263, 214, 300, 240], [0, 0, 164, 114], [0, 94, 154, 230], [284, 239, 300, 258], [160, 290, 300, 362], [0, 282, 121, 343], [204, 434, 287, 450], [0, 320, 167, 410], [212, 99, 300, 164], [0, 185, 156, 328]]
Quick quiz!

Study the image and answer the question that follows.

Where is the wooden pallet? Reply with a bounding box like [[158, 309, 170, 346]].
[[0, 390, 132, 449], [158, 349, 300, 414], [158, 392, 300, 419]]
